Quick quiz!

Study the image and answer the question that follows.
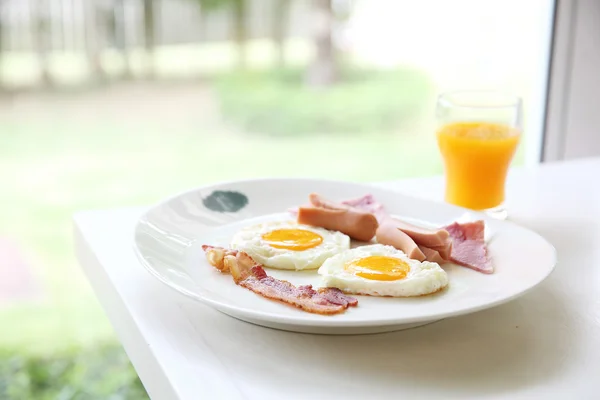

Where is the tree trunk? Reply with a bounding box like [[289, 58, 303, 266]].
[[272, 0, 290, 69], [83, 1, 106, 82], [143, 0, 156, 78], [305, 0, 338, 87], [114, 0, 133, 79], [232, 0, 247, 70], [33, 0, 53, 86], [0, 6, 3, 90]]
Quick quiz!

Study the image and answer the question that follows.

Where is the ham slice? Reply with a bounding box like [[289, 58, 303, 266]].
[[202, 245, 358, 315], [297, 193, 379, 242], [376, 221, 426, 261], [444, 221, 493, 274]]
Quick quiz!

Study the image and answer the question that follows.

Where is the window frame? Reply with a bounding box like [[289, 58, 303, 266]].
[[542, 0, 600, 161], [524, 0, 558, 166]]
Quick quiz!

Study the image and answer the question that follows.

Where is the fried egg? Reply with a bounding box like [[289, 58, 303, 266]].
[[230, 221, 350, 270], [318, 244, 449, 297]]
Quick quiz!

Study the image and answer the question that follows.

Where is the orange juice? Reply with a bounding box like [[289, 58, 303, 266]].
[[436, 122, 520, 210]]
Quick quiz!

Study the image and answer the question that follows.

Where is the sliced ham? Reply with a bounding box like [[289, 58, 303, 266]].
[[418, 245, 445, 264], [376, 221, 426, 261], [297, 193, 379, 241], [444, 220, 493, 274]]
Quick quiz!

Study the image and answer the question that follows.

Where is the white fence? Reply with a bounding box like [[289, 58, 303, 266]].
[[0, 0, 313, 52]]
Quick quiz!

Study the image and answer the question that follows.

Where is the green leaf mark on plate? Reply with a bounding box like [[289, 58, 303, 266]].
[[202, 190, 248, 213]]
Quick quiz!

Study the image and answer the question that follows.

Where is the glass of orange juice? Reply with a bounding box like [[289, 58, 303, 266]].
[[436, 90, 522, 219]]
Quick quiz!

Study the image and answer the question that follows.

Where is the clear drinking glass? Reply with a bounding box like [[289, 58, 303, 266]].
[[435, 90, 523, 220]]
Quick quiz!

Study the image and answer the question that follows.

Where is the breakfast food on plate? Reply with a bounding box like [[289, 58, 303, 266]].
[[318, 244, 449, 297], [340, 194, 387, 223], [288, 193, 385, 222], [388, 219, 450, 248], [341, 195, 470, 267], [418, 245, 445, 264], [296, 193, 379, 241], [196, 191, 499, 318], [202, 245, 358, 315], [426, 239, 453, 260], [375, 218, 456, 263], [375, 220, 426, 261], [288, 192, 494, 274], [230, 221, 350, 270], [371, 207, 454, 264], [329, 194, 454, 263], [444, 220, 493, 274]]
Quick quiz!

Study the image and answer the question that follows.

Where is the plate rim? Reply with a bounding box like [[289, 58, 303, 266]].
[[133, 177, 558, 328]]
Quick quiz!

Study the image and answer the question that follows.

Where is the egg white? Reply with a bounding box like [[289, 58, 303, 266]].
[[230, 220, 350, 271], [318, 244, 449, 297]]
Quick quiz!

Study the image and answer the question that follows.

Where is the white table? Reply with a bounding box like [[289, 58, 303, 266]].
[[74, 157, 600, 400]]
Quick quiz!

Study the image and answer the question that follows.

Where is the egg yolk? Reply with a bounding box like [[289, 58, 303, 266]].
[[344, 256, 410, 281], [261, 229, 323, 251]]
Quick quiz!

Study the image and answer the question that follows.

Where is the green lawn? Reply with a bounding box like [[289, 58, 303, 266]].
[[0, 39, 313, 88], [0, 342, 147, 399]]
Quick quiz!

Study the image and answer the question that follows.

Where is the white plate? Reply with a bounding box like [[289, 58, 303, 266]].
[[134, 178, 557, 335]]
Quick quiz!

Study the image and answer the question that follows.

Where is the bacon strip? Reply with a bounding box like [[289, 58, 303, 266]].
[[202, 245, 358, 315], [201, 245, 237, 272]]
